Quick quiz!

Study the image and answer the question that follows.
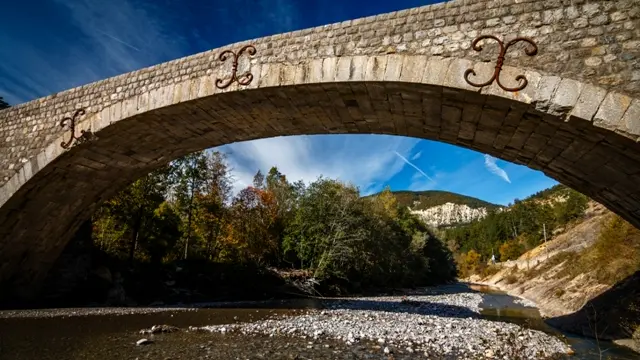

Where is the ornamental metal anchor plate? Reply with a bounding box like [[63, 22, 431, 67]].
[[60, 109, 94, 149], [216, 44, 257, 89], [464, 35, 538, 92]]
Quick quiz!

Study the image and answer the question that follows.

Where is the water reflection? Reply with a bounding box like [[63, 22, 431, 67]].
[[471, 283, 639, 360]]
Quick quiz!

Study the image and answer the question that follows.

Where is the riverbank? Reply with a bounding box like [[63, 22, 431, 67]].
[[467, 269, 640, 354]]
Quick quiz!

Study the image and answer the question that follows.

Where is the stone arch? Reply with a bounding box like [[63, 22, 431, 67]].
[[1, 0, 639, 300], [1, 54, 639, 301]]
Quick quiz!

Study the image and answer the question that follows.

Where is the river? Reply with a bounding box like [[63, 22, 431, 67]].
[[0, 283, 637, 359]]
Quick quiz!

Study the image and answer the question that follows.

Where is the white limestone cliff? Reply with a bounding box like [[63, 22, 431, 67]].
[[410, 202, 489, 228]]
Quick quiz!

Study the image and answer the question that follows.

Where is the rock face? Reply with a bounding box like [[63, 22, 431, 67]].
[[410, 202, 490, 228]]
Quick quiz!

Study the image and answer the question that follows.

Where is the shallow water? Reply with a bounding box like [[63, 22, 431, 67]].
[[0, 285, 638, 360], [470, 283, 640, 360]]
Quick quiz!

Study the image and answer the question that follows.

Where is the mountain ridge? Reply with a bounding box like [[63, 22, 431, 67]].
[[366, 190, 501, 228], [367, 190, 501, 211]]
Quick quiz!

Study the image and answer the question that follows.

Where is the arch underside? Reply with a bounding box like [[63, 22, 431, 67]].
[[1, 81, 640, 300]]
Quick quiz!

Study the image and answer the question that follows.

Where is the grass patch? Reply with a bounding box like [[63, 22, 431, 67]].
[[504, 274, 518, 285], [523, 251, 575, 280], [482, 264, 501, 278]]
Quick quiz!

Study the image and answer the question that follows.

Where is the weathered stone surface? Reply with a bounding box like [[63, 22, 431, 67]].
[[0, 0, 640, 303]]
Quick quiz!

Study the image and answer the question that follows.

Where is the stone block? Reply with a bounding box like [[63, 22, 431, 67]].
[[382, 55, 402, 82], [533, 75, 561, 112], [594, 92, 633, 132], [619, 99, 640, 140], [259, 63, 283, 87], [335, 57, 352, 82], [422, 57, 452, 87], [444, 58, 481, 92], [365, 56, 388, 81], [570, 84, 607, 122], [400, 56, 427, 83], [322, 57, 338, 82], [309, 59, 324, 83], [548, 78, 585, 119], [350, 56, 367, 81]]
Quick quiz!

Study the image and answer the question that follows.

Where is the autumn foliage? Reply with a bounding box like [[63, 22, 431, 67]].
[[92, 152, 457, 290]]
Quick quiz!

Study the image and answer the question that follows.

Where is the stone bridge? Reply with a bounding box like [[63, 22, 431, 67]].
[[0, 0, 639, 301]]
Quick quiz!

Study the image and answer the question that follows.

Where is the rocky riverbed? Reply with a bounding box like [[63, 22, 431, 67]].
[[10, 283, 635, 359], [196, 290, 572, 359]]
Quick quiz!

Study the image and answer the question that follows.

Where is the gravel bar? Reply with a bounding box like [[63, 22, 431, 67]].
[[198, 292, 572, 359]]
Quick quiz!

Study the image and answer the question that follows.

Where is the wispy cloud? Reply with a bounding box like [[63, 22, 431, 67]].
[[484, 154, 511, 183], [94, 29, 142, 52], [218, 135, 421, 196], [394, 151, 434, 182], [0, 0, 187, 105], [411, 151, 422, 160]]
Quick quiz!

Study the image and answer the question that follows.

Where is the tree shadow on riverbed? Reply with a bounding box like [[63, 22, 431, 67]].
[[196, 290, 483, 320], [319, 297, 482, 319]]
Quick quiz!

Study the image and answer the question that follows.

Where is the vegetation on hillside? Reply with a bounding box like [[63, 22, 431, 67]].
[[376, 190, 500, 210], [446, 185, 589, 278], [552, 214, 640, 286], [0, 96, 9, 110], [92, 150, 456, 294]]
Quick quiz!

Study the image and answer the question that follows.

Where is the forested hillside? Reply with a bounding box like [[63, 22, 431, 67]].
[[92, 150, 456, 296], [444, 184, 590, 277], [379, 190, 499, 210]]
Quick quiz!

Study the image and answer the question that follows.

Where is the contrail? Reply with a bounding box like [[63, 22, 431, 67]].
[[96, 29, 141, 52], [394, 151, 434, 182], [484, 154, 511, 183]]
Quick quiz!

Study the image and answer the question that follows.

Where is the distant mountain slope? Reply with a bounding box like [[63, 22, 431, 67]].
[[366, 190, 501, 228], [526, 184, 571, 202], [388, 190, 500, 211]]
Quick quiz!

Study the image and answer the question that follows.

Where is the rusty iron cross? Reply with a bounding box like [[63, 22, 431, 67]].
[[215, 45, 257, 89], [464, 35, 538, 92], [59, 109, 93, 149]]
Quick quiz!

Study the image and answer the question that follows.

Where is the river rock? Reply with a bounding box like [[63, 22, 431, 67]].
[[140, 324, 179, 335], [136, 338, 152, 346]]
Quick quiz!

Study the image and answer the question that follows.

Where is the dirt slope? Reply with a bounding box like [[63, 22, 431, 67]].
[[469, 202, 611, 318]]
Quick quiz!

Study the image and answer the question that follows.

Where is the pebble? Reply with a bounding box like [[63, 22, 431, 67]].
[[136, 338, 152, 346]]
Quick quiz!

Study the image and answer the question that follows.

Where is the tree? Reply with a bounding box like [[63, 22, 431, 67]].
[[224, 185, 279, 264], [499, 239, 525, 262], [194, 151, 234, 260], [458, 249, 482, 278], [556, 189, 589, 224], [100, 166, 173, 263], [0, 96, 9, 110], [252, 170, 265, 189], [173, 152, 209, 259], [143, 202, 181, 263]]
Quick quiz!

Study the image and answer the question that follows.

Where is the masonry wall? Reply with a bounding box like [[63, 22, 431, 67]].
[[0, 0, 638, 186]]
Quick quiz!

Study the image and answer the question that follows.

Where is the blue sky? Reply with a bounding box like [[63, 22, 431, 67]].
[[1, 0, 557, 205]]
